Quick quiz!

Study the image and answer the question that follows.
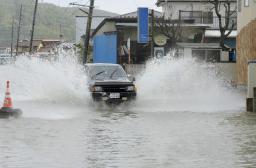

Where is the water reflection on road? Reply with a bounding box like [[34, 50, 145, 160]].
[[1, 102, 256, 168]]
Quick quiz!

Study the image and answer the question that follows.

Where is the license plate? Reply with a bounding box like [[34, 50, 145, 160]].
[[109, 93, 120, 99]]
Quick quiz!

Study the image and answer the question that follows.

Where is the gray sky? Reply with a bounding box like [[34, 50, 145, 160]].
[[42, 0, 161, 14]]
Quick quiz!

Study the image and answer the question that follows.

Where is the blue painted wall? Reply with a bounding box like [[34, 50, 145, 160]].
[[93, 34, 117, 63]]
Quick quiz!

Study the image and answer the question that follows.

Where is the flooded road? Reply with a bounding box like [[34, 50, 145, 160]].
[[1, 104, 256, 168], [0, 53, 255, 167]]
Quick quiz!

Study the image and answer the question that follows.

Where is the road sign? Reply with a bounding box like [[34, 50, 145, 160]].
[[137, 7, 149, 43]]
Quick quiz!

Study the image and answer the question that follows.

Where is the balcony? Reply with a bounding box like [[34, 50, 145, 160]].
[[211, 16, 237, 30], [179, 11, 213, 24], [179, 11, 237, 30]]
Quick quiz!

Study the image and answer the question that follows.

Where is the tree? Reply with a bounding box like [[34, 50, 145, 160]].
[[209, 0, 236, 51], [155, 14, 183, 50]]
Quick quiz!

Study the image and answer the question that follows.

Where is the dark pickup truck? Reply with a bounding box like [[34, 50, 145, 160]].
[[85, 63, 137, 104]]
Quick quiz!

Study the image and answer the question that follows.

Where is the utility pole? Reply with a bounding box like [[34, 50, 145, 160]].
[[83, 0, 94, 64], [16, 4, 22, 56], [29, 0, 39, 53], [70, 0, 95, 64], [151, 9, 155, 58], [11, 17, 14, 58], [59, 23, 63, 42]]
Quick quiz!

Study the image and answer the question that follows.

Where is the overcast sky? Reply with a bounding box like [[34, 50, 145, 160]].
[[42, 0, 162, 14]]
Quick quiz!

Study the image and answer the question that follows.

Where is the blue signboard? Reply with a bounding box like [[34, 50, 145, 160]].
[[93, 33, 117, 63], [137, 7, 149, 43]]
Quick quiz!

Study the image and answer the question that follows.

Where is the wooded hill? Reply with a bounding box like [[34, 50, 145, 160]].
[[0, 0, 117, 46]]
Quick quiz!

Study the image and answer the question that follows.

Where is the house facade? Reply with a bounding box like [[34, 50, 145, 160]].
[[91, 11, 163, 64], [156, 0, 237, 62], [75, 11, 118, 45]]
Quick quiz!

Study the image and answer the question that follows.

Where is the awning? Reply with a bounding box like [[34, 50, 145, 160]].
[[116, 23, 137, 27], [177, 42, 221, 49], [205, 30, 237, 38]]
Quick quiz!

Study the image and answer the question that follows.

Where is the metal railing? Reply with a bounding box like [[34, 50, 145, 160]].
[[179, 11, 237, 30], [211, 16, 237, 29], [179, 11, 213, 24]]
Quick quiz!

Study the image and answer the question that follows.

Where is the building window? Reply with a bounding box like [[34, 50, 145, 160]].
[[244, 0, 249, 6], [179, 11, 213, 24], [238, 0, 242, 12]]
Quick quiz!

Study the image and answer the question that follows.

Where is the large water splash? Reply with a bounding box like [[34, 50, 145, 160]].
[[133, 55, 245, 112], [0, 47, 89, 105], [0, 49, 245, 116]]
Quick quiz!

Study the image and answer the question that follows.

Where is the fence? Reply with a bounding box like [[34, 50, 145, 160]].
[[237, 19, 256, 85]]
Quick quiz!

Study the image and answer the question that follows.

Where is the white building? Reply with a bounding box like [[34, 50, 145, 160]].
[[156, 0, 237, 62], [75, 16, 110, 44], [237, 0, 256, 32], [75, 9, 118, 44]]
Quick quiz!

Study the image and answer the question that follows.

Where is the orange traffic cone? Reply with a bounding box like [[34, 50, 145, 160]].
[[2, 81, 13, 108], [0, 81, 22, 118]]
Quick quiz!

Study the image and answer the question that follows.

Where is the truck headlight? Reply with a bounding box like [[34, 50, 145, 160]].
[[93, 86, 102, 92], [127, 86, 135, 91]]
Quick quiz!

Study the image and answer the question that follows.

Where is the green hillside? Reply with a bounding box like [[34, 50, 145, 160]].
[[0, 0, 117, 46]]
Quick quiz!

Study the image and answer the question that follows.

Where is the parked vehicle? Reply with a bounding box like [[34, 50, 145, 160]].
[[0, 54, 14, 65], [85, 63, 137, 104]]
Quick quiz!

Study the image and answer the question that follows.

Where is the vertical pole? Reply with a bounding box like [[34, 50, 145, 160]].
[[59, 23, 63, 42], [11, 17, 14, 57], [16, 4, 22, 56], [151, 9, 155, 58], [29, 0, 38, 53], [127, 37, 131, 64], [254, 87, 256, 112], [83, 0, 94, 64]]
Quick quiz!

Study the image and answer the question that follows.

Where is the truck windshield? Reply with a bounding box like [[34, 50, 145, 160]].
[[89, 65, 127, 80]]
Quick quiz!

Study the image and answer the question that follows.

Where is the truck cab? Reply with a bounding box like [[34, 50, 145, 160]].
[[85, 63, 137, 104]]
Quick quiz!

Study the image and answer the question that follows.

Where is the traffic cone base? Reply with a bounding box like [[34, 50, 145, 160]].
[[0, 81, 22, 118]]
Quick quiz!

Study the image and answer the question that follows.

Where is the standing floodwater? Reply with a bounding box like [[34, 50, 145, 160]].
[[1, 52, 256, 168]]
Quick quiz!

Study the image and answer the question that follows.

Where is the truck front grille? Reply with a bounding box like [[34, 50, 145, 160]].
[[102, 85, 127, 92]]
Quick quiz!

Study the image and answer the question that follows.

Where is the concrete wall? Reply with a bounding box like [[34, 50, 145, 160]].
[[237, 0, 256, 32], [236, 19, 256, 85], [247, 62, 256, 98]]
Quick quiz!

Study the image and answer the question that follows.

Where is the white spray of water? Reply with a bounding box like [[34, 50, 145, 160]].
[[0, 49, 88, 102], [0, 47, 91, 119], [133, 55, 245, 112], [0, 49, 245, 117]]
